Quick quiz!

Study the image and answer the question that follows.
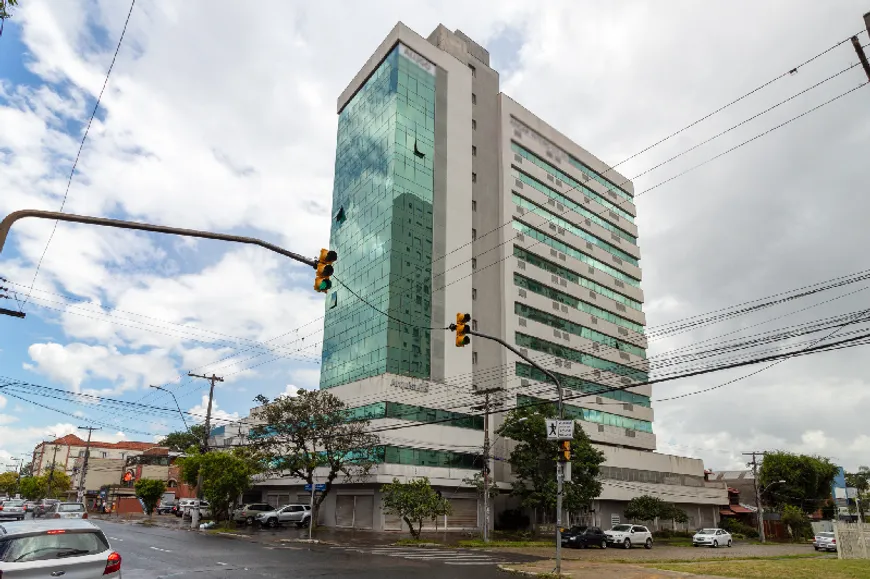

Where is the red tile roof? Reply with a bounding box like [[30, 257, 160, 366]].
[[45, 435, 159, 452], [730, 504, 754, 514]]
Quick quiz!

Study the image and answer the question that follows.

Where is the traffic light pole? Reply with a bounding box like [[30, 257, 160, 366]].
[[460, 328, 564, 574], [0, 210, 319, 267]]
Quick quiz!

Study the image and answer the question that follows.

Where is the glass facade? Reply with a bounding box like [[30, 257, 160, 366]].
[[515, 332, 648, 383], [512, 169, 636, 243], [513, 194, 638, 265], [374, 445, 482, 469], [513, 221, 640, 287], [515, 363, 650, 407], [515, 302, 646, 357], [518, 395, 652, 433], [321, 44, 437, 389], [514, 273, 645, 334], [346, 401, 483, 430], [513, 246, 643, 311], [512, 143, 635, 221]]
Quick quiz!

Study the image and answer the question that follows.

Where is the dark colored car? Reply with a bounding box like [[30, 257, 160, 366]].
[[562, 526, 608, 549], [34, 498, 60, 517]]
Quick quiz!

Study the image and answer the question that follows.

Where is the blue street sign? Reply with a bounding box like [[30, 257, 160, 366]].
[[304, 484, 326, 492]]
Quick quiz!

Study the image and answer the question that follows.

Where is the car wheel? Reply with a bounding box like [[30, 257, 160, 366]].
[[246, 516, 254, 526], [623, 538, 631, 549], [601, 540, 607, 549], [814, 546, 819, 551], [712, 540, 718, 548], [644, 538, 652, 550], [267, 518, 278, 529], [727, 540, 732, 548], [301, 518, 310, 528], [693, 544, 699, 547]]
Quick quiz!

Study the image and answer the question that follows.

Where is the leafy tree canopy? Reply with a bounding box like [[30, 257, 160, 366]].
[[623, 494, 688, 524], [0, 471, 18, 496], [178, 449, 259, 521], [1, 0, 18, 21], [250, 389, 380, 521], [758, 451, 839, 513], [381, 477, 451, 539], [845, 466, 870, 493], [495, 402, 604, 514], [18, 468, 72, 500], [158, 424, 206, 452], [134, 479, 167, 516]]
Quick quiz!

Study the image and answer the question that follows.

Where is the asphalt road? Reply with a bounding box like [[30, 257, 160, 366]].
[[93, 520, 524, 578]]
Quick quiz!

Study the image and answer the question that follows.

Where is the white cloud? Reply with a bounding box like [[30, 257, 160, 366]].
[[188, 394, 239, 426]]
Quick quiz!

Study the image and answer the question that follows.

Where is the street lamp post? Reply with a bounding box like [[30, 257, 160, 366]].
[[150, 385, 190, 433], [757, 479, 787, 543]]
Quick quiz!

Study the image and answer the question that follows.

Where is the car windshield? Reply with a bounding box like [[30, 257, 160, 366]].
[[699, 528, 718, 534], [611, 525, 632, 532], [570, 526, 587, 533], [0, 531, 109, 562], [58, 504, 85, 512]]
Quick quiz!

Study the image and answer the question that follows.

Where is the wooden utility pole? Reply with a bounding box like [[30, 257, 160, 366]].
[[77, 426, 101, 502], [852, 12, 870, 82], [45, 442, 60, 498]]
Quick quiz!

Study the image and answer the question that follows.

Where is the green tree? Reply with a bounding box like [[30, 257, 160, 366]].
[[845, 466, 870, 492], [758, 451, 839, 513], [18, 469, 72, 500], [134, 479, 166, 516], [381, 477, 451, 539], [0, 471, 18, 496], [780, 504, 812, 541], [19, 476, 42, 500], [623, 495, 688, 526], [0, 0, 18, 21], [158, 425, 206, 452], [251, 388, 381, 527], [178, 449, 258, 521], [495, 403, 604, 518]]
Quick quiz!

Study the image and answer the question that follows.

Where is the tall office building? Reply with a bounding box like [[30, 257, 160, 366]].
[[252, 22, 725, 531]]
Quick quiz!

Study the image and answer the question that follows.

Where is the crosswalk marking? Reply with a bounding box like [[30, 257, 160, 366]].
[[328, 544, 505, 565]]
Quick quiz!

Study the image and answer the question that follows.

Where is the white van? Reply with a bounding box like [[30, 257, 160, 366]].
[[177, 498, 211, 519]]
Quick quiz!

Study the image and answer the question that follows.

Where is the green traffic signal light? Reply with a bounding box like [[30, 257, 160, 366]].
[[317, 279, 332, 292]]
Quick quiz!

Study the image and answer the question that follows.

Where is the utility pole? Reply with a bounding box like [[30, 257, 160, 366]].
[[77, 426, 101, 503], [472, 387, 503, 543], [187, 372, 223, 529], [45, 442, 60, 498], [744, 451, 766, 543], [452, 322, 564, 574], [851, 12, 870, 82]]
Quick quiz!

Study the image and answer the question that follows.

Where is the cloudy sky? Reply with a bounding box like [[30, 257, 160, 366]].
[[1, 0, 869, 473]]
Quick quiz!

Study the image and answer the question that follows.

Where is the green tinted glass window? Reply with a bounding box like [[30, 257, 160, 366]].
[[517, 395, 652, 433], [513, 246, 643, 312], [321, 44, 437, 389], [515, 363, 650, 407], [515, 332, 648, 382]]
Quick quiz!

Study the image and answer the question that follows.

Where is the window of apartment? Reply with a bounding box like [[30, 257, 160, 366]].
[[472, 145, 477, 156], [472, 93, 477, 105], [472, 319, 478, 331], [472, 228, 477, 240], [78, 450, 85, 457], [472, 172, 477, 183], [472, 351, 478, 364], [468, 63, 476, 77], [472, 200, 477, 211], [101, 452, 107, 458], [472, 288, 477, 300], [472, 119, 477, 130], [471, 258, 477, 269]]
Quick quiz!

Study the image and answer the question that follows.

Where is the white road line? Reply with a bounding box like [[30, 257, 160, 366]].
[[148, 546, 172, 553], [216, 562, 227, 566], [108, 537, 123, 541]]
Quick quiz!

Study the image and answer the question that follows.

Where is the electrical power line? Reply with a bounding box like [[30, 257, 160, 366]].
[[23, 0, 137, 306]]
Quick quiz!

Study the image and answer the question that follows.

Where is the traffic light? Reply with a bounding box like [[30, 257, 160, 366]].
[[455, 312, 471, 347], [314, 249, 337, 293], [559, 440, 571, 462]]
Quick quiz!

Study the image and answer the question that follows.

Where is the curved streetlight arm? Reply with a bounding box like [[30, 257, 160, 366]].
[[150, 385, 190, 433], [0, 210, 318, 268]]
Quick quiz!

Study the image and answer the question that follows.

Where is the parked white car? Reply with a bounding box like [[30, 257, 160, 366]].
[[605, 524, 653, 549], [179, 499, 211, 520], [692, 528, 733, 548], [813, 532, 837, 552]]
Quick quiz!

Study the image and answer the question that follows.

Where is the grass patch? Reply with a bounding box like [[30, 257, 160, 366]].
[[459, 539, 554, 548], [646, 558, 870, 579], [394, 538, 444, 547]]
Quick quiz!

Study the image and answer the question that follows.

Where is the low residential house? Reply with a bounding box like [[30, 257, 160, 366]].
[[31, 435, 158, 480], [718, 487, 756, 526]]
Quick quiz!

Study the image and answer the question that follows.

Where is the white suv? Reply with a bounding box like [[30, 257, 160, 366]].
[[605, 524, 653, 549]]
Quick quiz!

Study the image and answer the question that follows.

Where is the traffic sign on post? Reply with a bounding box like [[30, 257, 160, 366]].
[[545, 419, 574, 441], [304, 483, 326, 492]]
